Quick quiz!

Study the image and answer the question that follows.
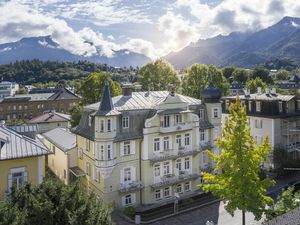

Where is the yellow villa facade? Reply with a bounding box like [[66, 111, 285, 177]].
[[0, 124, 50, 200], [73, 83, 222, 209]]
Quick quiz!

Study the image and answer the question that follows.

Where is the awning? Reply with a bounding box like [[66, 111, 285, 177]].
[[69, 166, 86, 177]]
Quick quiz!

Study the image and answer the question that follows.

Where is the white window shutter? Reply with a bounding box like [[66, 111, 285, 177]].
[[131, 166, 136, 182], [8, 174, 12, 192], [132, 193, 136, 204], [24, 171, 28, 182], [131, 140, 136, 154], [120, 142, 124, 157], [121, 196, 126, 206]]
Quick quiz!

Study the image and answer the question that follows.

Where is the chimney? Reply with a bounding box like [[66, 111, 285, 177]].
[[134, 84, 142, 92], [122, 84, 133, 96], [257, 87, 262, 95], [0, 120, 5, 126], [168, 84, 176, 97], [266, 88, 270, 95], [271, 88, 276, 95]]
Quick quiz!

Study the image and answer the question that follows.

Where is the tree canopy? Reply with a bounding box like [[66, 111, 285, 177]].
[[251, 66, 273, 84], [79, 72, 122, 105], [0, 178, 112, 225], [275, 69, 290, 81], [139, 59, 180, 91], [201, 98, 274, 225], [70, 103, 83, 127], [245, 77, 267, 94], [232, 68, 249, 84], [182, 64, 229, 99]]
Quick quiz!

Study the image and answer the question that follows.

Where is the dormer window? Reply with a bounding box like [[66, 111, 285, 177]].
[[122, 116, 129, 128], [278, 101, 283, 113], [256, 101, 261, 112], [175, 114, 182, 124]]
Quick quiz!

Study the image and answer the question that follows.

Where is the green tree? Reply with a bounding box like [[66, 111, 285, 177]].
[[222, 67, 236, 79], [245, 77, 267, 93], [232, 68, 249, 84], [251, 66, 273, 84], [79, 72, 122, 104], [70, 103, 83, 127], [0, 178, 112, 225], [182, 64, 229, 98], [265, 187, 300, 221], [139, 59, 180, 91], [275, 69, 290, 81], [200, 98, 274, 225]]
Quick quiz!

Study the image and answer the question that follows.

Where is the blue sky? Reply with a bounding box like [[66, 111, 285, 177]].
[[0, 0, 299, 59]]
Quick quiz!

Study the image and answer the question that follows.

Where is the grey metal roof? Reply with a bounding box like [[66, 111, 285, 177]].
[[0, 125, 50, 160], [2, 93, 53, 102], [224, 93, 295, 102], [263, 206, 300, 225], [86, 91, 201, 112], [42, 128, 76, 152]]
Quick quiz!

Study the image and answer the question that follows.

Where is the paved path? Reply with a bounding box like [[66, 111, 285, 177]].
[[113, 201, 261, 225]]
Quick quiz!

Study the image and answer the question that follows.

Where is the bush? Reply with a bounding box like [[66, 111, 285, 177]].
[[123, 206, 136, 218]]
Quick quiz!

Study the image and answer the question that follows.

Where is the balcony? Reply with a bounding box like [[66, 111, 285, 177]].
[[178, 146, 201, 156], [95, 158, 117, 168], [284, 142, 300, 153], [199, 141, 215, 150], [150, 149, 178, 163], [151, 172, 200, 189], [159, 122, 193, 134], [119, 180, 143, 193]]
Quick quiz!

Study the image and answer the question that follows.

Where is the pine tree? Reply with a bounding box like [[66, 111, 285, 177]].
[[201, 97, 275, 225]]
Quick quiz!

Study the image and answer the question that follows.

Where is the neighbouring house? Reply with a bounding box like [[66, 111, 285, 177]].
[[0, 87, 80, 121], [221, 87, 300, 168], [0, 81, 19, 98], [277, 74, 300, 90], [72, 82, 222, 209], [39, 128, 79, 185], [0, 123, 50, 200], [28, 111, 71, 133], [229, 81, 244, 96]]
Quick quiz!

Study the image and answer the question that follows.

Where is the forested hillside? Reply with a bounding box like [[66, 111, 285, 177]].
[[0, 59, 139, 84]]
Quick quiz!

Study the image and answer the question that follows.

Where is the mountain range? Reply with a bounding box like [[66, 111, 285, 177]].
[[0, 36, 151, 67], [166, 16, 300, 69], [1, 16, 300, 68]]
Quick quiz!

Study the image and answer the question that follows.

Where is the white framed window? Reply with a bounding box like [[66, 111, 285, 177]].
[[94, 167, 100, 182], [175, 114, 182, 124], [176, 184, 182, 193], [213, 108, 219, 118], [107, 144, 112, 160], [184, 133, 190, 146], [256, 101, 261, 112], [124, 168, 131, 182], [107, 119, 111, 132], [78, 147, 83, 159], [154, 138, 160, 152], [278, 101, 283, 113], [163, 137, 170, 150], [176, 135, 182, 148], [123, 141, 131, 155], [199, 109, 204, 119], [11, 171, 26, 190], [255, 119, 263, 129], [176, 159, 182, 171], [85, 139, 89, 152], [184, 182, 191, 192], [163, 161, 170, 175], [184, 157, 190, 170], [154, 164, 160, 177], [164, 187, 171, 198], [155, 189, 162, 200], [163, 115, 170, 127], [200, 130, 205, 142], [86, 162, 91, 176], [125, 194, 132, 205], [122, 116, 129, 128], [100, 120, 104, 132], [100, 145, 104, 160]]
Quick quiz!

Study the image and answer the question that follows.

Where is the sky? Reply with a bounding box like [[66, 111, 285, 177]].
[[1, 0, 300, 59]]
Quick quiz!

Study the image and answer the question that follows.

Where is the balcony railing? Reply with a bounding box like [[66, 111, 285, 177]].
[[159, 122, 193, 133], [199, 141, 215, 150], [95, 158, 117, 168], [284, 142, 300, 152], [151, 172, 200, 189], [178, 146, 201, 156], [119, 180, 143, 193]]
